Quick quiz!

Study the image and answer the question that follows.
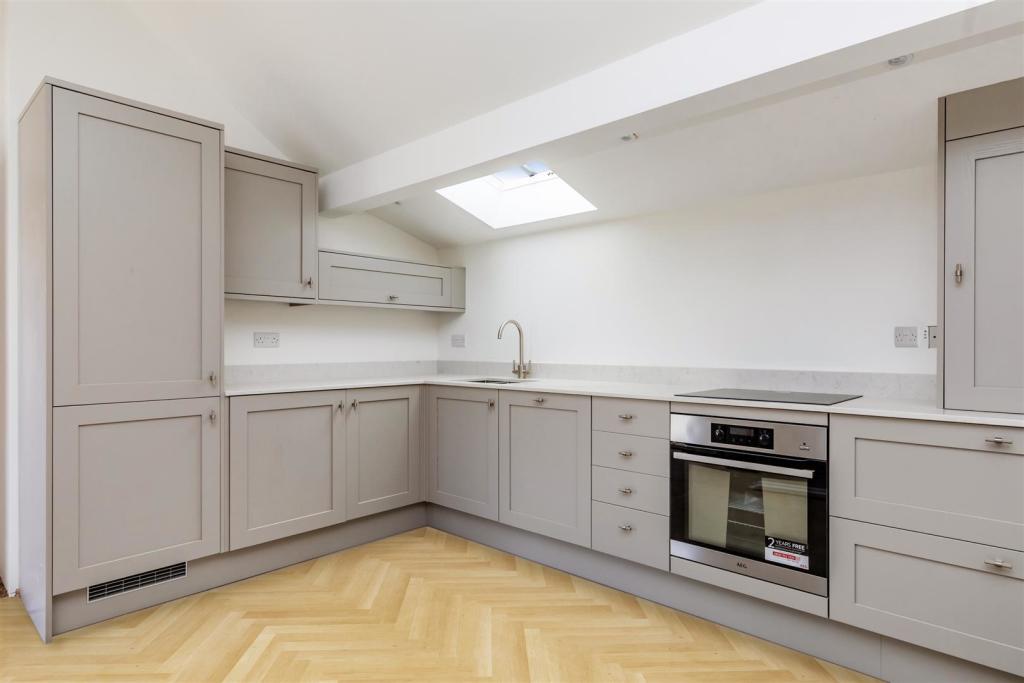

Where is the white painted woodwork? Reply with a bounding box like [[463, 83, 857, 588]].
[[591, 466, 669, 516], [499, 392, 592, 547], [427, 386, 499, 520], [831, 415, 1024, 550], [347, 386, 422, 519], [318, 251, 456, 308], [229, 391, 347, 550], [50, 86, 222, 405], [592, 397, 669, 438], [225, 150, 317, 299], [591, 431, 670, 477], [830, 517, 1024, 676], [944, 126, 1024, 413], [591, 500, 669, 570], [51, 398, 221, 595]]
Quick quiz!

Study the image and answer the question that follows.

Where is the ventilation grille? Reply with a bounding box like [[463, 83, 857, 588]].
[[87, 562, 187, 602]]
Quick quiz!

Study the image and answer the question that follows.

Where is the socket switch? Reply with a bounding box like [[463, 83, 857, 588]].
[[894, 326, 918, 348], [254, 331, 280, 348], [450, 333, 466, 348]]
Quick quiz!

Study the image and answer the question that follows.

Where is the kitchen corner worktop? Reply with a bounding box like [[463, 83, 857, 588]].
[[224, 375, 1024, 428]]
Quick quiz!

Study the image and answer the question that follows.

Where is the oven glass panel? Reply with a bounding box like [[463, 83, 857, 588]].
[[686, 463, 810, 570]]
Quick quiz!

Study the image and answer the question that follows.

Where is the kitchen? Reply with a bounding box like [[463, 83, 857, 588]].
[[1, 2, 1023, 682]]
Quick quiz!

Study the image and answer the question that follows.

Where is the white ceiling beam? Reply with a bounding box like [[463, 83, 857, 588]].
[[321, 0, 1017, 214]]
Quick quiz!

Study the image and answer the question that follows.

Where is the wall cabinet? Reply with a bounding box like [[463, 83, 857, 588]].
[[831, 517, 1023, 677], [347, 386, 423, 519], [318, 250, 466, 311], [225, 149, 318, 300], [499, 392, 591, 546], [51, 86, 222, 406], [229, 391, 347, 550], [941, 78, 1024, 414], [52, 398, 221, 594], [427, 386, 499, 520]]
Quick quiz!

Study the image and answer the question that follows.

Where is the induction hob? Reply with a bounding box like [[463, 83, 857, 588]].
[[674, 388, 861, 406]]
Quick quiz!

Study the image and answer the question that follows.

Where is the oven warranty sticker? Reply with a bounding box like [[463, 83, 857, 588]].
[[765, 537, 809, 571]]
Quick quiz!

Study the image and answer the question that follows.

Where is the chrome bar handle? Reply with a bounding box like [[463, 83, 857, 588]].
[[534, 397, 545, 404], [954, 263, 964, 284], [673, 451, 815, 479], [618, 414, 634, 421], [985, 437, 1014, 445], [618, 524, 633, 532], [617, 487, 633, 495], [618, 450, 633, 458], [985, 559, 1013, 570]]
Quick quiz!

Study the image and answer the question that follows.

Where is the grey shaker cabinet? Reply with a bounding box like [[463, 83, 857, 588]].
[[830, 517, 1024, 677], [318, 250, 465, 310], [427, 386, 500, 520], [50, 86, 222, 406], [229, 391, 347, 550], [225, 149, 318, 300], [51, 398, 222, 595], [499, 391, 592, 547], [347, 386, 423, 519]]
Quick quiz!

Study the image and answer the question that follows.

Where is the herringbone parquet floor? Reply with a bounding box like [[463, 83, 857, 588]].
[[0, 528, 876, 682]]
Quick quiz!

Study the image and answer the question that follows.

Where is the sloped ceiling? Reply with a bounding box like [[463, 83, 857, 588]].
[[123, 0, 753, 172]]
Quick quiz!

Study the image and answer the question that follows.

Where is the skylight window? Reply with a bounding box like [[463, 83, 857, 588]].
[[436, 161, 596, 229]]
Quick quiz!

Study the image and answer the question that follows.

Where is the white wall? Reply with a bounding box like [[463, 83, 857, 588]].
[[438, 166, 938, 374]]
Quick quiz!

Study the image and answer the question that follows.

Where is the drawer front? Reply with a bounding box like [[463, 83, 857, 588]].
[[830, 517, 1024, 676], [592, 501, 669, 570], [318, 251, 452, 307], [592, 431, 669, 477], [592, 397, 668, 438], [592, 466, 668, 515], [831, 415, 1024, 550]]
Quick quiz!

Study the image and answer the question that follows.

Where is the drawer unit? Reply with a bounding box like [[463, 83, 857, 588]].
[[831, 415, 1024, 550], [831, 517, 1024, 676], [592, 466, 668, 516], [592, 431, 669, 477], [592, 397, 668, 438], [592, 501, 670, 570]]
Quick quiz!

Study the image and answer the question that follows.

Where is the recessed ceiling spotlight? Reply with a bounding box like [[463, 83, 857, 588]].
[[620, 132, 639, 142], [887, 54, 913, 68]]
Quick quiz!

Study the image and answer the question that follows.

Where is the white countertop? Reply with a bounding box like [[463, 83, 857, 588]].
[[224, 374, 1024, 428]]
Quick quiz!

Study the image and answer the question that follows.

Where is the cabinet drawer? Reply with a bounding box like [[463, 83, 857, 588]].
[[831, 415, 1024, 550], [318, 251, 452, 308], [830, 517, 1023, 676], [592, 501, 669, 570], [592, 466, 668, 515], [592, 431, 669, 477], [592, 397, 668, 438]]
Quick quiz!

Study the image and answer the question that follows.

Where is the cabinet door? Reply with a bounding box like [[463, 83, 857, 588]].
[[319, 252, 453, 308], [499, 392, 592, 546], [225, 151, 317, 299], [52, 398, 221, 594], [229, 391, 347, 550], [427, 386, 499, 520], [830, 517, 1024, 677], [347, 386, 422, 519], [945, 127, 1024, 413], [51, 87, 222, 406]]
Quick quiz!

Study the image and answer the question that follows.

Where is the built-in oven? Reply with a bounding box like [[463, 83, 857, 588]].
[[670, 413, 828, 596]]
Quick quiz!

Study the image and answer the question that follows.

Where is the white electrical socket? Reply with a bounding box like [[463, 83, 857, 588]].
[[894, 326, 919, 348], [451, 333, 466, 348], [254, 331, 280, 348]]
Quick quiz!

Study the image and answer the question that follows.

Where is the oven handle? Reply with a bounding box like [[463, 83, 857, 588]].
[[673, 451, 815, 480]]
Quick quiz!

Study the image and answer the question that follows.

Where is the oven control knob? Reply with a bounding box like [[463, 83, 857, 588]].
[[758, 432, 771, 447], [713, 426, 726, 441]]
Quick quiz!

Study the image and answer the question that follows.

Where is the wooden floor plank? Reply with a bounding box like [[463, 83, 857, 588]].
[[0, 527, 878, 682]]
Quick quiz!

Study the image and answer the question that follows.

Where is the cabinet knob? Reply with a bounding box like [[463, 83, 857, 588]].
[[387, 295, 399, 302], [618, 414, 634, 421], [208, 410, 216, 423], [534, 397, 546, 404], [618, 524, 633, 533], [985, 437, 1014, 446], [304, 276, 313, 288], [337, 401, 346, 411], [351, 399, 358, 410], [618, 450, 633, 458], [208, 371, 217, 386], [617, 487, 633, 495], [953, 263, 964, 284], [488, 399, 495, 408], [985, 558, 1013, 570]]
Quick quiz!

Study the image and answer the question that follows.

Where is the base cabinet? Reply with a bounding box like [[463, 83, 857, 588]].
[[499, 392, 592, 547], [427, 386, 499, 520], [52, 398, 221, 594], [347, 386, 422, 519], [830, 517, 1024, 676], [229, 391, 347, 550]]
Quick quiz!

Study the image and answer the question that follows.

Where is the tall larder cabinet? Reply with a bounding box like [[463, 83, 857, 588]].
[[939, 78, 1024, 414], [18, 79, 224, 641]]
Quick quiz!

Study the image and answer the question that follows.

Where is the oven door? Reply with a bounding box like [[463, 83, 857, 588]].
[[670, 444, 827, 596]]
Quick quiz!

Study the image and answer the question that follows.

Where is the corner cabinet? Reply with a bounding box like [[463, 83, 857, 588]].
[[940, 78, 1024, 414], [225, 149, 318, 300], [499, 392, 592, 547], [229, 391, 347, 550]]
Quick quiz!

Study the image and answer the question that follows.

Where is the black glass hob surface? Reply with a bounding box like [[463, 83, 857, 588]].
[[674, 388, 862, 406]]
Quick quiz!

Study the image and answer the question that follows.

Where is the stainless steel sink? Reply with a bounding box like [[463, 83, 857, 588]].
[[465, 378, 531, 384]]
